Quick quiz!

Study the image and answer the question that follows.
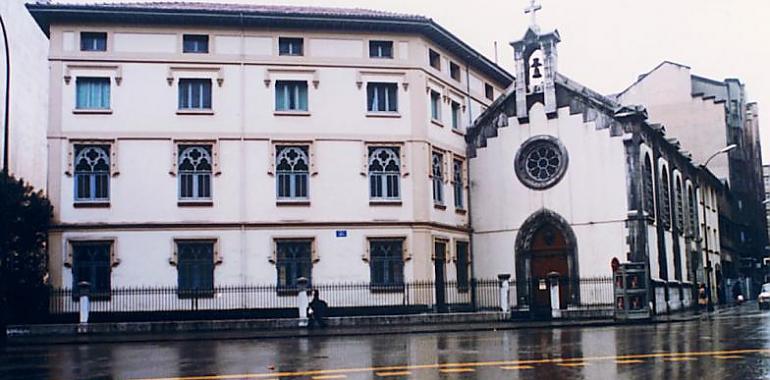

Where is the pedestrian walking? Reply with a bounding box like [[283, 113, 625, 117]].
[[698, 283, 708, 309], [732, 281, 744, 305], [307, 289, 328, 328]]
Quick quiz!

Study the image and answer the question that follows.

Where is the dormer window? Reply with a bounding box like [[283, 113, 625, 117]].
[[279, 37, 304, 56], [80, 32, 107, 52], [183, 34, 209, 53]]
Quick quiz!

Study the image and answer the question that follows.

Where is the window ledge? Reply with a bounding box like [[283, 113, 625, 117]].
[[451, 128, 466, 136], [455, 208, 467, 215], [434, 203, 447, 210], [370, 200, 402, 206], [276, 200, 311, 206], [431, 119, 444, 127], [73, 109, 112, 115], [178, 201, 213, 207], [73, 201, 110, 208], [274, 110, 311, 117], [370, 56, 394, 60], [366, 112, 401, 118], [177, 109, 214, 115]]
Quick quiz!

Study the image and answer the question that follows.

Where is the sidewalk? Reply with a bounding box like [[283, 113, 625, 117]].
[[5, 308, 711, 346]]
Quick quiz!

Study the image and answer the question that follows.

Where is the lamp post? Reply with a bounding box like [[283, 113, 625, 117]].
[[1, 12, 9, 175], [700, 144, 737, 312]]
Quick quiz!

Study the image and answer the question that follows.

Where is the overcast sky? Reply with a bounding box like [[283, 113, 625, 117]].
[[64, 0, 770, 162]]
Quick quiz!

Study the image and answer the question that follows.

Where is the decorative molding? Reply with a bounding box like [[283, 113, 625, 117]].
[[64, 64, 122, 85], [166, 65, 224, 87]]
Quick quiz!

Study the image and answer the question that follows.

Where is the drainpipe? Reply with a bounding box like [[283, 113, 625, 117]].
[[463, 62, 476, 308], [1, 13, 10, 175]]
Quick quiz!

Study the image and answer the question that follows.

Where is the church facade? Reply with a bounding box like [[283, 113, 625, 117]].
[[467, 25, 723, 315]]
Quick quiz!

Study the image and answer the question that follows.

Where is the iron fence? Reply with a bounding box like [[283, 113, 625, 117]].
[[45, 277, 612, 322], [48, 279, 503, 322]]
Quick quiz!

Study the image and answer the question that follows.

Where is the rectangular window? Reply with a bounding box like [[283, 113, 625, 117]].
[[450, 62, 461, 81], [183, 34, 209, 53], [72, 242, 111, 298], [455, 241, 470, 291], [75, 77, 111, 110], [453, 159, 464, 209], [176, 241, 215, 297], [369, 40, 393, 58], [370, 239, 404, 288], [484, 83, 494, 101], [430, 91, 441, 121], [178, 79, 212, 110], [178, 145, 212, 201], [73, 145, 110, 203], [369, 147, 401, 201], [275, 81, 309, 112], [429, 49, 441, 70], [276, 240, 313, 289], [276, 146, 309, 200], [451, 101, 461, 130], [367, 83, 398, 113], [279, 37, 304, 56], [432, 152, 444, 205], [80, 32, 107, 51]]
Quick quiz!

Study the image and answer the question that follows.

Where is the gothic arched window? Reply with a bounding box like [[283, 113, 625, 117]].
[[660, 167, 672, 229], [432, 152, 444, 204], [687, 184, 697, 236], [642, 154, 655, 218], [369, 147, 400, 200], [178, 146, 212, 200], [74, 145, 110, 202], [276, 146, 309, 200], [675, 176, 684, 232]]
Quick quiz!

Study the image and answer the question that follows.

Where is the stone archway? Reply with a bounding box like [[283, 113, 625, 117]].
[[515, 209, 579, 311]]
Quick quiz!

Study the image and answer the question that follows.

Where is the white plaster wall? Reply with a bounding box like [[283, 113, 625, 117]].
[[0, 0, 48, 189], [46, 24, 504, 286], [113, 33, 176, 54], [619, 63, 730, 182], [471, 103, 629, 280]]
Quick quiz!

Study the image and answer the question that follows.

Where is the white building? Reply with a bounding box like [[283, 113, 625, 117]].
[[0, 0, 48, 189], [27, 2, 512, 311], [466, 22, 724, 315]]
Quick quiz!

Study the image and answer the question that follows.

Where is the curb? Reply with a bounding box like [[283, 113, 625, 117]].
[[5, 311, 707, 346]]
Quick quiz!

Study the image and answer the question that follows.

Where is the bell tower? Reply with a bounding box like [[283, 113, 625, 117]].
[[510, 0, 560, 121]]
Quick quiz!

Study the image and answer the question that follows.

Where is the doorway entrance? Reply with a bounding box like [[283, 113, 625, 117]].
[[529, 224, 570, 313], [515, 210, 578, 317]]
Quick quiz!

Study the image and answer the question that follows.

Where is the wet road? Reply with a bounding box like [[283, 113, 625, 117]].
[[2, 306, 770, 380]]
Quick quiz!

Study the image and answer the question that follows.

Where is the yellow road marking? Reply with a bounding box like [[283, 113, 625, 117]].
[[312, 376, 347, 379], [715, 355, 743, 360], [615, 360, 644, 364], [557, 362, 587, 367], [665, 357, 696, 362], [130, 348, 770, 380], [500, 365, 535, 370], [375, 371, 411, 377], [438, 368, 475, 373]]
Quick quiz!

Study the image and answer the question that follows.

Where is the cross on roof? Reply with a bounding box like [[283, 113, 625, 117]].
[[524, 0, 542, 27]]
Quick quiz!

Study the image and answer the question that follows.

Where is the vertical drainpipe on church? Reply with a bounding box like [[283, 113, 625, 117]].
[[464, 61, 476, 309]]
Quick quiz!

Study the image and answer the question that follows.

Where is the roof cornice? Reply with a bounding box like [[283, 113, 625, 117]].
[[25, 2, 513, 86]]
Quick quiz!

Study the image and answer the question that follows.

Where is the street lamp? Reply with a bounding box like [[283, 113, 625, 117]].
[[700, 144, 737, 312], [1, 12, 9, 175]]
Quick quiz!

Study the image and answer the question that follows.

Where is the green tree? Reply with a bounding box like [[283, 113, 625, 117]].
[[0, 172, 52, 333]]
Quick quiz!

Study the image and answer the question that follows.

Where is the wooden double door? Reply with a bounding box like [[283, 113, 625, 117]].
[[529, 225, 570, 313]]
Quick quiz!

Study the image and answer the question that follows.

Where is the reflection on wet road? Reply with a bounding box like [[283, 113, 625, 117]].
[[2, 306, 770, 379]]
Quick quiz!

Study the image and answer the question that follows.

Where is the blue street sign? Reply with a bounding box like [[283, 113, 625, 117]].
[[336, 230, 347, 238]]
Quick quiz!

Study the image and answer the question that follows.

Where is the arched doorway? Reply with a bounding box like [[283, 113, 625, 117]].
[[515, 210, 578, 315]]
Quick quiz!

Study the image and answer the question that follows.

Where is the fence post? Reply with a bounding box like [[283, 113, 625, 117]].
[[548, 272, 561, 319], [498, 274, 511, 313], [297, 277, 309, 327], [78, 281, 91, 325]]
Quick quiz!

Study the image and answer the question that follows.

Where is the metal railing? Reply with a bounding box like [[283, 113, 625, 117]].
[[48, 279, 503, 322]]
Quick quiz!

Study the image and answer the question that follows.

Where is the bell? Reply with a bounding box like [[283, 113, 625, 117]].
[[531, 57, 543, 79]]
